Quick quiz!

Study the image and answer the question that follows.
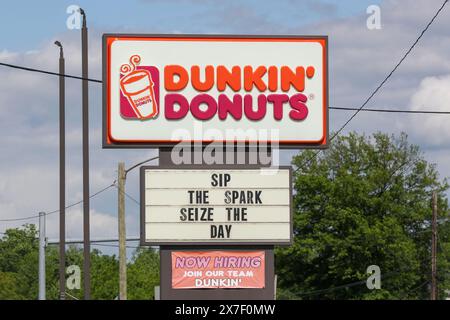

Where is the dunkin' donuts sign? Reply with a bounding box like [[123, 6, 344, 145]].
[[103, 35, 328, 148]]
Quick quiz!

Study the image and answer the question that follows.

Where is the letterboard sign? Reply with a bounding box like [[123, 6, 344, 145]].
[[140, 166, 292, 245]]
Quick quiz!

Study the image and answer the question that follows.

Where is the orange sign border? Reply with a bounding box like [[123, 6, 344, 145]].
[[103, 34, 328, 148]]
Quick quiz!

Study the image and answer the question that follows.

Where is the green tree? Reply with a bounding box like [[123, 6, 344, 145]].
[[0, 225, 39, 299], [91, 249, 119, 299], [0, 226, 160, 300], [276, 132, 450, 300], [127, 248, 160, 299], [0, 272, 25, 299], [0, 226, 122, 300], [46, 245, 120, 300]]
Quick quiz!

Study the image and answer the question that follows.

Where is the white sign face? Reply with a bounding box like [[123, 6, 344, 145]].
[[104, 34, 328, 148], [141, 167, 292, 245]]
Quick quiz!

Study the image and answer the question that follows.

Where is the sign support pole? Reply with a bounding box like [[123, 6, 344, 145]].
[[157, 147, 276, 300], [80, 8, 91, 300], [55, 41, 66, 300]]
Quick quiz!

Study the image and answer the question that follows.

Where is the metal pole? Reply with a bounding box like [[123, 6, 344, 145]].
[[274, 274, 277, 300], [55, 41, 66, 301], [80, 8, 91, 300], [118, 162, 127, 300], [38, 212, 46, 300], [431, 191, 438, 300]]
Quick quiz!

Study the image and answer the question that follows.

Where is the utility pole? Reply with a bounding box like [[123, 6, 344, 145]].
[[116, 156, 158, 299], [431, 191, 438, 300], [79, 7, 91, 300], [38, 212, 46, 300], [54, 40, 66, 301], [118, 162, 127, 300]]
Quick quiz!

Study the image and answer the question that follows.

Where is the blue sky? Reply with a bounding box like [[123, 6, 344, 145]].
[[3, 0, 381, 51], [1, 0, 450, 257]]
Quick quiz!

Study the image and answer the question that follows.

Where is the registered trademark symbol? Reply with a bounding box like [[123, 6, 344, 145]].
[[309, 93, 315, 100]]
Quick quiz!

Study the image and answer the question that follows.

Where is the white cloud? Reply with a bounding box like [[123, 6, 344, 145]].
[[2, 0, 450, 243], [46, 208, 117, 240], [409, 74, 450, 146]]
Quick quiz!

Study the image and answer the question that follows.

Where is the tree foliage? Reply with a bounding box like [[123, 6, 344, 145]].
[[0, 226, 159, 300], [2, 132, 450, 300], [127, 248, 160, 300], [276, 132, 450, 299]]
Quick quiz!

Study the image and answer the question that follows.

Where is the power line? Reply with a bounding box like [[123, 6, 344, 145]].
[[378, 155, 422, 194], [331, 0, 448, 140], [0, 62, 102, 83], [47, 237, 140, 245], [64, 291, 80, 300], [0, 182, 115, 223], [399, 280, 430, 299], [0, 213, 43, 222], [330, 106, 450, 114], [0, 155, 159, 224], [113, 156, 161, 206], [294, 0, 449, 173], [293, 269, 398, 298], [113, 184, 140, 205], [125, 156, 159, 175], [293, 254, 435, 298], [3, 59, 450, 116], [92, 243, 140, 249], [45, 182, 116, 215]]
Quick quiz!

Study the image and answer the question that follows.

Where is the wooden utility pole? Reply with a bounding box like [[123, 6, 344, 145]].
[[118, 162, 127, 300], [431, 191, 438, 300]]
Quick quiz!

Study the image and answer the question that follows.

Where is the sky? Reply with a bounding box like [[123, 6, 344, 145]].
[[1, 0, 450, 257]]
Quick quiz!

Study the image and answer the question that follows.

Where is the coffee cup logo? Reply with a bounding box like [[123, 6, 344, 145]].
[[119, 55, 159, 120]]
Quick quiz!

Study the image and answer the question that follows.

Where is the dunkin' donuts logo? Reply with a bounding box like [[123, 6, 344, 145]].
[[120, 54, 317, 122], [119, 55, 159, 120], [163, 65, 315, 122]]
